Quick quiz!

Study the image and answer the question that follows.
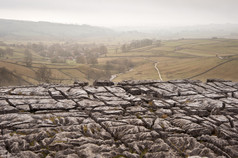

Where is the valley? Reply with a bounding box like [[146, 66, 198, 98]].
[[0, 38, 238, 86]]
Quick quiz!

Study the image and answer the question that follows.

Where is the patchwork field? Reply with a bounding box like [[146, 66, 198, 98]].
[[0, 38, 238, 86]]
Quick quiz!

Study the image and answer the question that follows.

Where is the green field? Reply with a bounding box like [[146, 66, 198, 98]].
[[0, 38, 238, 86]]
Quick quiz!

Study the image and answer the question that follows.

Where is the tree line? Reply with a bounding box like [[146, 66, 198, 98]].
[[120, 39, 160, 52]]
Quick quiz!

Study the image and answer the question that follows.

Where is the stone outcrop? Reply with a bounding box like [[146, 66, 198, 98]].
[[0, 79, 238, 158]]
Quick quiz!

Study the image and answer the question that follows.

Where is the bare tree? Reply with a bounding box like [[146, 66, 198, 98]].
[[121, 44, 127, 53], [99, 45, 108, 56], [0, 48, 6, 58], [76, 54, 86, 64], [36, 65, 52, 83], [24, 49, 32, 67], [5, 47, 14, 56]]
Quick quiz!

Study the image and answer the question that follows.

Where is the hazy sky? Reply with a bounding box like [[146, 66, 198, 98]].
[[0, 0, 238, 27]]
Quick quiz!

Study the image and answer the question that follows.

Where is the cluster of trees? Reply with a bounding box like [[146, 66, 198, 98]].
[[105, 59, 134, 73], [24, 49, 32, 67], [36, 65, 52, 83], [76, 52, 98, 64], [25, 42, 107, 64], [120, 39, 154, 52], [120, 39, 161, 53]]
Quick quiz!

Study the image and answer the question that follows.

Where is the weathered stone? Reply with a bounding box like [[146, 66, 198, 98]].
[[128, 88, 141, 95], [73, 81, 88, 86], [105, 100, 131, 107], [49, 88, 65, 99], [84, 86, 107, 93], [31, 100, 76, 111], [17, 151, 40, 158], [77, 99, 104, 109], [152, 100, 171, 108], [118, 80, 161, 86], [0, 100, 18, 114], [0, 79, 238, 158], [67, 87, 88, 98]]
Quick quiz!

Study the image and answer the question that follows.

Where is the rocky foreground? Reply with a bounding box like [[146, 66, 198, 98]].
[[0, 79, 238, 158]]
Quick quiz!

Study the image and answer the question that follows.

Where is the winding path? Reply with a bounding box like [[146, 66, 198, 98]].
[[143, 58, 163, 81], [154, 62, 163, 81]]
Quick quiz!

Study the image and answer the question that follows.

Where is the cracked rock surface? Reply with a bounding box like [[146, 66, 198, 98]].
[[0, 79, 238, 158]]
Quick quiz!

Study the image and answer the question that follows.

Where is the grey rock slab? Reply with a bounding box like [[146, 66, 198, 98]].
[[0, 88, 12, 95], [4, 95, 51, 99], [0, 99, 9, 106], [233, 91, 238, 98], [113, 93, 141, 102], [196, 82, 222, 93], [225, 145, 238, 158], [126, 106, 147, 113], [153, 82, 181, 92], [147, 86, 171, 97], [55, 87, 71, 93], [0, 105, 18, 114], [204, 93, 226, 99], [84, 86, 107, 93], [127, 87, 142, 95], [137, 85, 151, 93], [105, 86, 126, 93], [11, 87, 48, 96], [220, 97, 238, 105], [169, 79, 201, 83], [179, 90, 198, 96], [105, 100, 131, 106], [118, 80, 161, 86], [210, 115, 229, 124], [49, 88, 65, 99], [73, 81, 88, 86], [0, 80, 238, 157], [67, 87, 88, 98], [152, 100, 171, 108], [155, 109, 172, 116], [77, 99, 105, 108], [31, 100, 76, 111], [0, 100, 18, 114], [16, 151, 40, 158], [95, 95, 122, 101], [163, 99, 177, 106], [210, 82, 237, 92], [176, 83, 209, 94], [153, 118, 172, 130], [172, 94, 205, 104], [93, 106, 124, 112], [9, 98, 58, 106]]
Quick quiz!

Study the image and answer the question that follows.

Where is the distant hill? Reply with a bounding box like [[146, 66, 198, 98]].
[[0, 19, 116, 40], [1, 19, 237, 41]]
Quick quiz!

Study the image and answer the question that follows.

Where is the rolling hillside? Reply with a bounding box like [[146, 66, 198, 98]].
[[0, 19, 115, 40], [0, 38, 238, 86]]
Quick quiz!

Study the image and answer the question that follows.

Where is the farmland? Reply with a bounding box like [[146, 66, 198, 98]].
[[0, 38, 238, 86]]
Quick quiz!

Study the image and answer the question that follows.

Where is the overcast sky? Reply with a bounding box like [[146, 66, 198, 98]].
[[0, 0, 238, 27]]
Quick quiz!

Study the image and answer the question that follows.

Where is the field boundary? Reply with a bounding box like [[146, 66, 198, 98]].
[[187, 58, 237, 79]]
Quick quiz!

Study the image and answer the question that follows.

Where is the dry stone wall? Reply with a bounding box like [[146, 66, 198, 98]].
[[0, 79, 238, 158]]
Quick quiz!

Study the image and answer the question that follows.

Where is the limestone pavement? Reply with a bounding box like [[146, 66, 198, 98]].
[[0, 79, 238, 158]]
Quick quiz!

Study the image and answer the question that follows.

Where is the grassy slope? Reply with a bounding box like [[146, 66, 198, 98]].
[[0, 38, 238, 86], [112, 39, 238, 82]]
